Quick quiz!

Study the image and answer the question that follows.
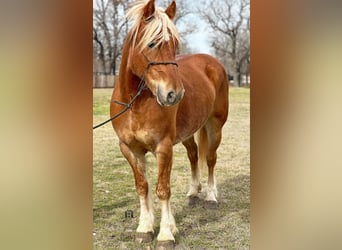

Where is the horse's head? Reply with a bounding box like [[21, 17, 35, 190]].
[[127, 0, 184, 106]]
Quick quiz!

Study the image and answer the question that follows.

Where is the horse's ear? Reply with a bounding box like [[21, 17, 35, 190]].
[[165, 0, 176, 20], [143, 0, 155, 19]]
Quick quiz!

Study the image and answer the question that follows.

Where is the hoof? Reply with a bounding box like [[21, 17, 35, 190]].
[[187, 196, 200, 207], [135, 232, 154, 243], [156, 240, 175, 250], [204, 200, 218, 209]]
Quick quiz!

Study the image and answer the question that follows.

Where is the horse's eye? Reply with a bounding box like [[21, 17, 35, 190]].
[[148, 42, 156, 49]]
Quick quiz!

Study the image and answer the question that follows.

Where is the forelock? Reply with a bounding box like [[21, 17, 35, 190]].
[[126, 1, 180, 51]]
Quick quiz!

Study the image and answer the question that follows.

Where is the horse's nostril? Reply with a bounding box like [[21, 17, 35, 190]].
[[167, 91, 176, 103]]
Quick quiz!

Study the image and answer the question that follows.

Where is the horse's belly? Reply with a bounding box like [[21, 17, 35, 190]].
[[175, 113, 209, 143]]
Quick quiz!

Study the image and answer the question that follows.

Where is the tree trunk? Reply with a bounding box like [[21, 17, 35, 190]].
[[233, 71, 239, 87]]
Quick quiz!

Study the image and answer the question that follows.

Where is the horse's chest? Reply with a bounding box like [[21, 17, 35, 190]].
[[118, 121, 160, 152], [114, 104, 176, 151], [134, 129, 154, 144]]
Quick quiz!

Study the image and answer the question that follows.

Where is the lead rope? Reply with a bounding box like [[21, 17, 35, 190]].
[[92, 76, 147, 130]]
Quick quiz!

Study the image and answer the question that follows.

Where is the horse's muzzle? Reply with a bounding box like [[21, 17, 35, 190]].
[[156, 87, 185, 106]]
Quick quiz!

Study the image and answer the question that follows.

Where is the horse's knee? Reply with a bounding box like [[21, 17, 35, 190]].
[[135, 179, 149, 197], [156, 182, 171, 200]]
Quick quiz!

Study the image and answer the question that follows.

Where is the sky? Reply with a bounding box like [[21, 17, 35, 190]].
[[178, 15, 213, 54], [187, 31, 213, 54]]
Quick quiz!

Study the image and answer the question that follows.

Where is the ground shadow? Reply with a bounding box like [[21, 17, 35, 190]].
[[174, 174, 250, 247]]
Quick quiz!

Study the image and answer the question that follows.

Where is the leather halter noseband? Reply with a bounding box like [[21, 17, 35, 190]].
[[143, 52, 178, 69]]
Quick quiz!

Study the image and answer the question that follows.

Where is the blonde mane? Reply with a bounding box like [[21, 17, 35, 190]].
[[126, 0, 180, 51]]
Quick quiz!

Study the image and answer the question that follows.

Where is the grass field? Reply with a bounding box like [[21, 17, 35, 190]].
[[93, 87, 250, 249]]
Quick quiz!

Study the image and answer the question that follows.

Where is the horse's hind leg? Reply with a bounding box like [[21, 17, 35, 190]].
[[119, 142, 154, 243], [182, 136, 202, 205], [203, 118, 224, 208]]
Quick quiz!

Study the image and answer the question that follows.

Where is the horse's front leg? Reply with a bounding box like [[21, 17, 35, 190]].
[[119, 142, 154, 243], [155, 139, 178, 245]]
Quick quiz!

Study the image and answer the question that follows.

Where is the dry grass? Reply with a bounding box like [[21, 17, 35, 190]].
[[93, 87, 250, 249]]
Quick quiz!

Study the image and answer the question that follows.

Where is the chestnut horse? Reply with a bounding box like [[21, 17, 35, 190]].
[[110, 0, 228, 246]]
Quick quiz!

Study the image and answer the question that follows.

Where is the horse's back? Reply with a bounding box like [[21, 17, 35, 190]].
[[176, 53, 227, 82]]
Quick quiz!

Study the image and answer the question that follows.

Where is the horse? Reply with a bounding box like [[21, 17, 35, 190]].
[[110, 0, 229, 247]]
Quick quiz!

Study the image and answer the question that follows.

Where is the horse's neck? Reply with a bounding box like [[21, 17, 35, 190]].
[[118, 68, 140, 96], [117, 36, 140, 99]]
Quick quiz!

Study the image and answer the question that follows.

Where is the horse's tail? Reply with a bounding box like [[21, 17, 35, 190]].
[[197, 126, 208, 172]]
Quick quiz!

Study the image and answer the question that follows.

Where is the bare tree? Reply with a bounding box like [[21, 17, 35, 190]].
[[237, 17, 250, 86], [199, 0, 250, 86], [93, 27, 106, 72], [93, 0, 133, 75]]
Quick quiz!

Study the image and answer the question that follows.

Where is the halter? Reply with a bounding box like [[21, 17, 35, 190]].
[[93, 54, 178, 129], [143, 52, 178, 68]]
